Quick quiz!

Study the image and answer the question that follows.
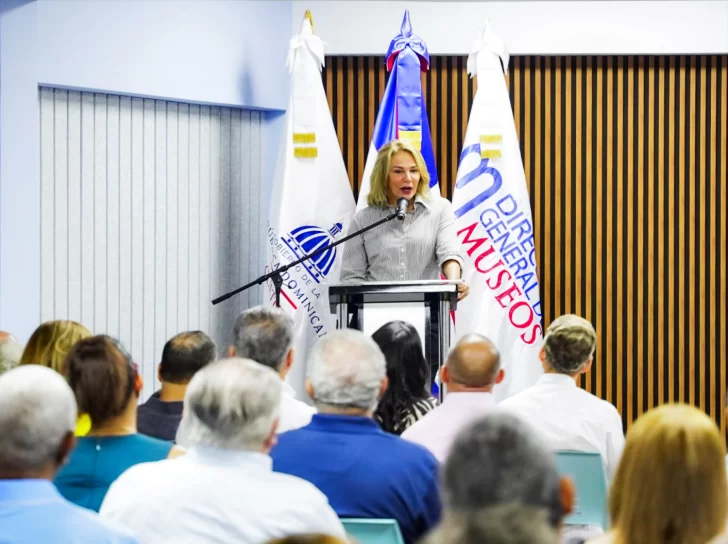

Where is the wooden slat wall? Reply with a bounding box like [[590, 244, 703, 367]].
[[324, 55, 728, 430]]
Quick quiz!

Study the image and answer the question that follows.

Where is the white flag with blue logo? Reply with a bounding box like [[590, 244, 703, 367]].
[[452, 21, 543, 399], [357, 10, 438, 210], [266, 12, 355, 397]]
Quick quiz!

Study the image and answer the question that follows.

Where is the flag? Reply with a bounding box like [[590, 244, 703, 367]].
[[357, 10, 438, 210], [266, 12, 356, 398], [452, 21, 543, 400]]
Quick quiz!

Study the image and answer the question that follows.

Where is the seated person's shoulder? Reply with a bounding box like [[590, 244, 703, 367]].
[[68, 502, 139, 542], [375, 433, 440, 470]]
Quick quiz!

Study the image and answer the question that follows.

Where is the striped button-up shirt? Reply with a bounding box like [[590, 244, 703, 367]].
[[340, 195, 464, 283]]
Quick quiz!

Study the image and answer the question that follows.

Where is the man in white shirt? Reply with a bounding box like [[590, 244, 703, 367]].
[[500, 314, 625, 480], [228, 306, 315, 433], [100, 358, 345, 543], [402, 333, 503, 462]]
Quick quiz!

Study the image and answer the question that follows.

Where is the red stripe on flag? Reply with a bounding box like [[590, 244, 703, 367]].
[[281, 289, 298, 310]]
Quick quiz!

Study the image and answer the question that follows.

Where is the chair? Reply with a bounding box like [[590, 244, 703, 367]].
[[554, 450, 609, 529], [341, 518, 405, 544]]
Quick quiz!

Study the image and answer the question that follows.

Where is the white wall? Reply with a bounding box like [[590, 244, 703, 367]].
[[0, 0, 40, 344], [38, 0, 289, 110], [294, 1, 728, 55], [0, 0, 292, 343]]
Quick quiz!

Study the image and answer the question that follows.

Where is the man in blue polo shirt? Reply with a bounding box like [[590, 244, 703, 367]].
[[271, 329, 441, 544], [0, 365, 137, 544]]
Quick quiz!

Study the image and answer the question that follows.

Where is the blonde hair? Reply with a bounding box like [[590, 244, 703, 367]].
[[19, 320, 92, 374], [609, 404, 728, 544], [367, 139, 431, 208], [543, 314, 596, 375]]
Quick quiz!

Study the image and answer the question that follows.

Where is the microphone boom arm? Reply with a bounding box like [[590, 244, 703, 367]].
[[212, 210, 400, 306]]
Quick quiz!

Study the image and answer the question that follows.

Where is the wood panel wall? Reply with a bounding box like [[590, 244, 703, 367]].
[[324, 55, 728, 430]]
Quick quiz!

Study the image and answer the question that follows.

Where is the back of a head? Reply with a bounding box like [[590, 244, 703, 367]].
[[447, 333, 501, 387], [0, 365, 77, 471], [19, 320, 92, 373], [423, 504, 559, 544], [64, 335, 137, 428], [180, 357, 282, 451], [372, 321, 430, 432], [0, 334, 24, 376], [160, 330, 216, 384], [609, 404, 728, 544], [443, 412, 563, 528], [307, 329, 386, 411], [232, 306, 293, 372], [543, 314, 596, 375]]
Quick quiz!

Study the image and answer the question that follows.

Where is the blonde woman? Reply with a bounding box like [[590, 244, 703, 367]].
[[340, 139, 468, 300], [20, 320, 91, 373], [20, 320, 93, 435], [589, 404, 728, 544]]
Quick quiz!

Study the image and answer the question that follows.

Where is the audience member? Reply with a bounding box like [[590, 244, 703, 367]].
[[402, 333, 502, 461], [500, 314, 624, 479], [422, 504, 559, 544], [0, 365, 138, 543], [371, 320, 437, 435], [19, 320, 91, 372], [443, 412, 573, 529], [229, 306, 315, 433], [54, 336, 181, 511], [271, 329, 441, 544], [19, 320, 94, 435], [100, 358, 346, 543], [0, 330, 23, 375], [137, 330, 215, 441], [589, 404, 728, 544]]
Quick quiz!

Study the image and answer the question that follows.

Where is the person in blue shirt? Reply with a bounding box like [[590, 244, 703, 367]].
[[271, 329, 442, 544], [0, 364, 138, 544]]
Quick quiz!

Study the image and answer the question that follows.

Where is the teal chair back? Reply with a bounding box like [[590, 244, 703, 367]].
[[341, 519, 405, 544], [554, 450, 609, 529]]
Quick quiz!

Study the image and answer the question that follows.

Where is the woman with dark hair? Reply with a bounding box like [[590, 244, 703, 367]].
[[372, 321, 437, 435], [54, 335, 184, 512]]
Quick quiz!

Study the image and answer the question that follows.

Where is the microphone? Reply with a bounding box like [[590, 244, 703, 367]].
[[396, 197, 408, 221]]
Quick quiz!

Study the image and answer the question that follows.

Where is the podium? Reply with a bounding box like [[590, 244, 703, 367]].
[[329, 280, 458, 393]]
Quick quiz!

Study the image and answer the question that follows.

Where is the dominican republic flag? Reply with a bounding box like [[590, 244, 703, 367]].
[[266, 12, 356, 398], [357, 10, 438, 209], [452, 21, 543, 400]]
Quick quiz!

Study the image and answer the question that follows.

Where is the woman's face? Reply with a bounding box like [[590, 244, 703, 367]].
[[386, 151, 421, 204]]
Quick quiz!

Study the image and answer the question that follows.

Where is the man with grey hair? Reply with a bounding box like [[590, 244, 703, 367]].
[[229, 306, 315, 433], [0, 365, 138, 543], [442, 412, 574, 530], [0, 330, 23, 375], [422, 504, 559, 544], [271, 329, 441, 544], [100, 358, 345, 543], [500, 314, 624, 480]]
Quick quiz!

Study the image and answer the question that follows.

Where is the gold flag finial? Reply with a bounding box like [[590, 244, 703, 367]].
[[304, 10, 314, 34]]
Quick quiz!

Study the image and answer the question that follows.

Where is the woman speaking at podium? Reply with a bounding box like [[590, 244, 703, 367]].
[[340, 139, 469, 301]]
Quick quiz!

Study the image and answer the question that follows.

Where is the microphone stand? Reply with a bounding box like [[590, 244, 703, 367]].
[[212, 210, 401, 307]]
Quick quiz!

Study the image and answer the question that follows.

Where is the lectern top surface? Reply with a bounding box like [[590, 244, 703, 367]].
[[329, 280, 458, 296], [336, 279, 459, 287]]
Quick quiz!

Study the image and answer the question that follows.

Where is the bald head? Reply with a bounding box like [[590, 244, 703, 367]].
[[445, 334, 501, 389]]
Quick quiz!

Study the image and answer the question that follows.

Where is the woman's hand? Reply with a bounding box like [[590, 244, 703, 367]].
[[456, 280, 470, 301]]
